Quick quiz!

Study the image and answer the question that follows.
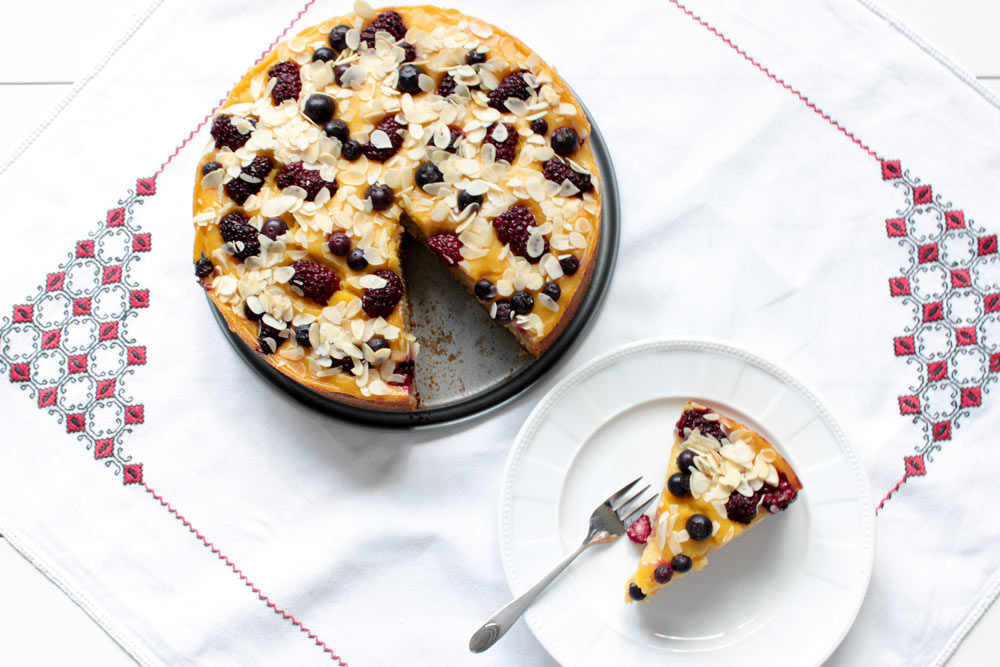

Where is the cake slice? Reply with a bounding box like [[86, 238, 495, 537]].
[[625, 401, 803, 602]]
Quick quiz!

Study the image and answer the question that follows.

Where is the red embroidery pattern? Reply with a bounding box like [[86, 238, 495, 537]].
[[877, 162, 999, 509], [666, 0, 998, 511], [0, 181, 152, 484]]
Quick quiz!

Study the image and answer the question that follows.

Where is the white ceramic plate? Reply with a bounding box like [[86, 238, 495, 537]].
[[499, 339, 874, 666]]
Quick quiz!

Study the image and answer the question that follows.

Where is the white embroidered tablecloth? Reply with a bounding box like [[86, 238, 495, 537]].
[[2, 1, 1000, 664]]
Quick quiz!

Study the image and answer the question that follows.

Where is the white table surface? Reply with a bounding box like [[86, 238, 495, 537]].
[[1, 1, 998, 664]]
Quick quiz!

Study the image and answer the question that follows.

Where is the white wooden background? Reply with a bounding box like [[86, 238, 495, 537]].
[[1, 0, 998, 664]]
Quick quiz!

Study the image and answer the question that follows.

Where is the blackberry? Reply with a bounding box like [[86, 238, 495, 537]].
[[427, 233, 463, 266], [761, 476, 798, 513], [542, 158, 593, 194], [194, 256, 214, 278], [210, 115, 255, 151], [360, 10, 407, 48], [289, 259, 340, 305], [725, 489, 759, 525], [363, 116, 405, 162], [268, 61, 301, 105], [675, 407, 727, 442], [492, 205, 547, 263], [437, 74, 457, 98], [224, 156, 273, 205], [219, 211, 261, 260], [487, 70, 533, 110], [390, 360, 414, 386], [400, 42, 417, 62], [276, 162, 336, 201], [362, 270, 404, 318], [485, 122, 518, 163]]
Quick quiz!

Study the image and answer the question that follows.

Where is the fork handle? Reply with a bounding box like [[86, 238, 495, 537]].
[[469, 541, 589, 653]]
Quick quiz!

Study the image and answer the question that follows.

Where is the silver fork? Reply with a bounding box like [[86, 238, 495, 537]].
[[469, 477, 657, 653]]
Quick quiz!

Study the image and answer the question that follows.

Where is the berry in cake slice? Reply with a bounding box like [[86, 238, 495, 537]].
[[625, 401, 803, 602]]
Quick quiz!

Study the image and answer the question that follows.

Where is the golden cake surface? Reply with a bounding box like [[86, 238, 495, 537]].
[[192, 3, 602, 408]]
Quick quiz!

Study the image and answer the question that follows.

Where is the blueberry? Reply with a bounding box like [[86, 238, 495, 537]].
[[667, 473, 690, 498], [201, 161, 222, 175], [457, 190, 483, 211], [260, 218, 287, 240], [628, 583, 646, 601], [671, 554, 693, 573], [347, 248, 368, 271], [334, 64, 350, 85], [529, 118, 548, 136], [328, 232, 351, 256], [366, 183, 394, 211], [323, 119, 350, 142], [559, 256, 579, 276], [304, 94, 335, 124], [474, 279, 496, 300], [244, 301, 263, 321], [367, 336, 389, 353], [194, 256, 214, 278], [329, 24, 351, 51], [653, 563, 673, 584], [415, 162, 443, 190], [400, 42, 417, 62], [312, 47, 336, 62], [676, 449, 697, 474], [551, 127, 579, 156], [341, 139, 363, 161], [542, 281, 561, 302], [494, 301, 512, 324], [511, 291, 534, 315], [466, 49, 487, 65], [397, 64, 424, 94], [295, 325, 312, 347], [686, 514, 712, 541]]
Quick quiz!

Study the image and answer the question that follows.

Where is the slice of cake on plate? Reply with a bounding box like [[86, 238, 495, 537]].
[[625, 401, 803, 601]]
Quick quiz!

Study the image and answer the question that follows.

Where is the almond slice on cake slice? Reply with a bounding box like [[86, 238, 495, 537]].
[[625, 401, 803, 602]]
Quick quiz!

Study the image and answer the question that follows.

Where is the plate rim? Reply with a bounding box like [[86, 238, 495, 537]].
[[498, 336, 876, 666]]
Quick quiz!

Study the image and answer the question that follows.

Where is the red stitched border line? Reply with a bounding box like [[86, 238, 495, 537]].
[[666, 0, 881, 162], [153, 0, 319, 178], [144, 484, 347, 665]]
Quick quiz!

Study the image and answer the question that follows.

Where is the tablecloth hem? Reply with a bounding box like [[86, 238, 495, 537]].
[[931, 567, 1000, 667], [0, 0, 166, 177], [0, 511, 158, 667], [858, 0, 1000, 112]]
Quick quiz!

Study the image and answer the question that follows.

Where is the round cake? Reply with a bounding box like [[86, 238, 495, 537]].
[[192, 2, 602, 410]]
